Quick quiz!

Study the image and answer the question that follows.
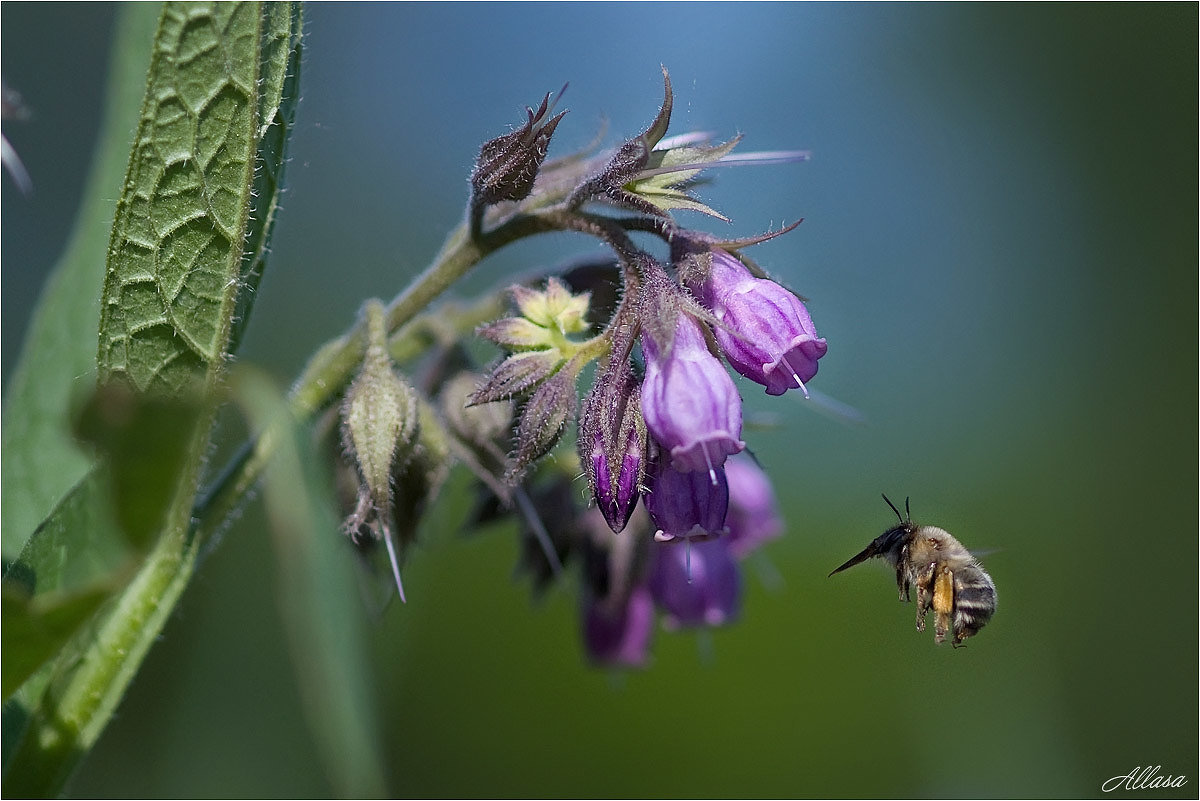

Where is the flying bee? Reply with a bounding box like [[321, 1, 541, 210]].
[[829, 495, 996, 646]]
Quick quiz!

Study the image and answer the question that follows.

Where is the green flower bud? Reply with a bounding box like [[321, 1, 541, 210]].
[[340, 299, 419, 601], [341, 300, 418, 510], [506, 357, 584, 483]]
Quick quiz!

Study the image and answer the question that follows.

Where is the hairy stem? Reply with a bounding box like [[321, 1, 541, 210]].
[[194, 206, 560, 541]]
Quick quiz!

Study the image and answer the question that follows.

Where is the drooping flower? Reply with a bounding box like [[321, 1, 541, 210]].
[[724, 453, 784, 559], [688, 248, 827, 397], [639, 308, 745, 476], [644, 453, 729, 543], [583, 585, 655, 667], [649, 537, 741, 629]]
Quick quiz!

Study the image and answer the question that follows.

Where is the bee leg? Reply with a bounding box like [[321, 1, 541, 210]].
[[932, 565, 955, 644], [913, 562, 936, 632], [896, 544, 911, 602]]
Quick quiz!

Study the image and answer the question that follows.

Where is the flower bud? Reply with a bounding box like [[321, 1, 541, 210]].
[[566, 67, 674, 217], [340, 299, 420, 601], [578, 330, 646, 533], [341, 301, 418, 513], [471, 88, 567, 207], [468, 350, 562, 405], [506, 358, 582, 482], [649, 537, 741, 629]]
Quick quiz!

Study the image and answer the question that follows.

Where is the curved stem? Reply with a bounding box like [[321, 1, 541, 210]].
[[194, 206, 561, 541]]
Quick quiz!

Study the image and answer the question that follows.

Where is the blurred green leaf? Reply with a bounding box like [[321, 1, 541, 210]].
[[0, 472, 133, 703], [233, 367, 389, 798], [2, 584, 116, 702], [0, 3, 160, 560], [75, 382, 206, 550]]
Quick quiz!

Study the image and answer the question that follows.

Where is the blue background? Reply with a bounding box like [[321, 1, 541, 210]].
[[3, 3, 1196, 796]]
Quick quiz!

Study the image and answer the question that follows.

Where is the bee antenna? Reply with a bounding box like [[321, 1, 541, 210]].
[[882, 493, 904, 524], [904, 496, 911, 523]]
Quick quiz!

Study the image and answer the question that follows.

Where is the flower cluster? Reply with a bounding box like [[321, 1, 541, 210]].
[[336, 68, 825, 667]]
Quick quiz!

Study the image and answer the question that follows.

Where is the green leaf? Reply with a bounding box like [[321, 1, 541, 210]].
[[1, 3, 160, 560], [1, 5, 304, 795], [229, 0, 304, 351], [97, 3, 265, 391], [232, 367, 389, 798]]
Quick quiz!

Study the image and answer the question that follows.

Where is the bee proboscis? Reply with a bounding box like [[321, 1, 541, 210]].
[[829, 495, 996, 646]]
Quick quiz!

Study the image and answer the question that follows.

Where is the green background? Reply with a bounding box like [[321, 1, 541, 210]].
[[3, 3, 1196, 797]]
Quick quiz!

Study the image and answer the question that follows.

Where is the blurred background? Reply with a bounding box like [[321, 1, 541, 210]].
[[3, 3, 1196, 797]]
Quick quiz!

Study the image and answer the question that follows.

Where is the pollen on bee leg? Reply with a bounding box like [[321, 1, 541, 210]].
[[382, 523, 407, 604]]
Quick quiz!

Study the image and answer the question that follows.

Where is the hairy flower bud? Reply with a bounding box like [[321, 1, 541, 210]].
[[649, 537, 741, 629], [640, 304, 744, 476], [468, 350, 562, 405], [471, 88, 567, 207], [341, 300, 419, 601], [579, 328, 646, 533], [687, 247, 827, 396], [341, 301, 418, 512], [507, 358, 582, 482]]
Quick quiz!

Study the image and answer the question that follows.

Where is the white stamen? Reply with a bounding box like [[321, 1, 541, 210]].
[[686, 538, 693, 585], [701, 440, 718, 486], [382, 524, 407, 604], [781, 354, 810, 398]]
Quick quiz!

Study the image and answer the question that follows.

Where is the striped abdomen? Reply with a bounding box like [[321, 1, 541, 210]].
[[952, 566, 997, 644]]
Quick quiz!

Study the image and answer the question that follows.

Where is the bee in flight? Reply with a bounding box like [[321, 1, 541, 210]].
[[829, 495, 996, 646]]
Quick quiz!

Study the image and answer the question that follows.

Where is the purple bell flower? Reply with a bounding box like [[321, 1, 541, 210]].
[[640, 312, 745, 477], [583, 585, 655, 668], [692, 249, 827, 397], [644, 454, 729, 543], [649, 537, 741, 629], [724, 453, 784, 558]]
